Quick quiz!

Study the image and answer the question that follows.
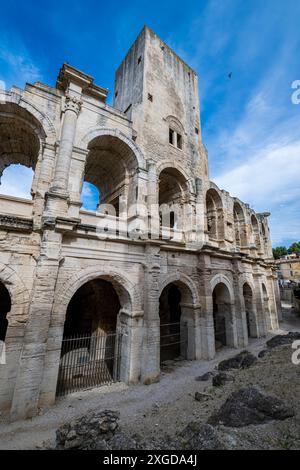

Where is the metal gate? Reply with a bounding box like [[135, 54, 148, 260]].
[[56, 331, 122, 397], [160, 322, 186, 362]]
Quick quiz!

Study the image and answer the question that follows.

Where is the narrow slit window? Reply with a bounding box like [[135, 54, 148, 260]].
[[169, 128, 174, 145], [177, 133, 182, 149]]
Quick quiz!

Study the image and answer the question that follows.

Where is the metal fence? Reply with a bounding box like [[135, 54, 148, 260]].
[[160, 322, 185, 362], [56, 331, 122, 397]]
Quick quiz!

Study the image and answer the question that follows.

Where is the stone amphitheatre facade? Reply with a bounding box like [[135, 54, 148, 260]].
[[0, 26, 281, 420]]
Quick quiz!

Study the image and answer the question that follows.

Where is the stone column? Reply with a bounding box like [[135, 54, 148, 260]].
[[147, 162, 159, 240], [117, 309, 144, 384], [51, 95, 82, 195], [141, 244, 161, 384], [10, 229, 62, 420], [253, 274, 267, 336], [198, 253, 215, 359], [181, 304, 202, 360], [232, 260, 248, 347]]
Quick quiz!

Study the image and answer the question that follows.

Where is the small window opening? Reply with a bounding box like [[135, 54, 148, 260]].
[[148, 93, 153, 102], [169, 128, 174, 145], [115, 90, 118, 98], [195, 127, 199, 135], [177, 133, 182, 150], [138, 56, 142, 64], [170, 211, 175, 229]]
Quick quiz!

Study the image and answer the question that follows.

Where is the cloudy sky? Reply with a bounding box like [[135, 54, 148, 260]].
[[0, 0, 299, 247]]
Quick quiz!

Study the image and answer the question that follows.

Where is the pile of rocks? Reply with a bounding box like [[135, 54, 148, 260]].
[[56, 410, 120, 450]]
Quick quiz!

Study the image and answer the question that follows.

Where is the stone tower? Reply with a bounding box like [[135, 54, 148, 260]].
[[114, 26, 209, 179]]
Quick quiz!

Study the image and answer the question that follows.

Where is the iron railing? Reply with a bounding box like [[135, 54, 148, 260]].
[[56, 331, 122, 397], [160, 322, 186, 362]]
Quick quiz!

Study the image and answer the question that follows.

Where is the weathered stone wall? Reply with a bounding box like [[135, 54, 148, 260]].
[[0, 26, 281, 421]]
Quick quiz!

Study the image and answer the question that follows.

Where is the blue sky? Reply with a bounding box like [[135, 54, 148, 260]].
[[0, 0, 299, 247]]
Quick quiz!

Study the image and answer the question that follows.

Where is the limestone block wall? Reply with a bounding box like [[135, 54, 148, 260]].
[[0, 27, 281, 421]]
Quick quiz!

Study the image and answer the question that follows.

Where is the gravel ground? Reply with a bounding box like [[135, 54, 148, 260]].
[[0, 302, 299, 450]]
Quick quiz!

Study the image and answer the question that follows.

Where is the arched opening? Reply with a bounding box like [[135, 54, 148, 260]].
[[0, 103, 43, 199], [81, 135, 139, 216], [80, 181, 101, 211], [251, 215, 261, 250], [0, 164, 34, 199], [159, 167, 188, 230], [56, 278, 122, 396], [0, 281, 11, 342], [243, 283, 257, 338], [212, 282, 234, 349], [159, 283, 187, 363], [233, 202, 246, 247], [206, 188, 224, 241]]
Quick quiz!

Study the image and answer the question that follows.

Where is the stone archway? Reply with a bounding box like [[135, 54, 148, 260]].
[[158, 273, 201, 365], [39, 267, 143, 406], [211, 275, 237, 350], [56, 278, 125, 396]]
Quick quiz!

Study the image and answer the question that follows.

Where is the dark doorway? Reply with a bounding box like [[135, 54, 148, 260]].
[[243, 283, 255, 338], [0, 282, 11, 342], [159, 283, 182, 362], [212, 283, 232, 349], [57, 279, 122, 396]]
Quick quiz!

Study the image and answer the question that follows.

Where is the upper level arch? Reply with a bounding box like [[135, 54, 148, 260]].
[[79, 129, 147, 212], [205, 187, 224, 241], [2, 92, 56, 143], [80, 128, 146, 170]]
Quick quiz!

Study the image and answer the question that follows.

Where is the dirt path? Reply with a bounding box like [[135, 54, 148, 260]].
[[0, 303, 299, 450]]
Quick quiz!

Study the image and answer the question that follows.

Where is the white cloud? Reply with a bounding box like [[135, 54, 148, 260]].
[[0, 39, 42, 88]]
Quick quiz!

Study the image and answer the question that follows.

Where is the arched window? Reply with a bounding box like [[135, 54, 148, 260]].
[[233, 202, 246, 247], [81, 135, 139, 217], [0, 164, 34, 199], [0, 103, 43, 200], [251, 215, 261, 250], [206, 188, 224, 241], [158, 167, 188, 231]]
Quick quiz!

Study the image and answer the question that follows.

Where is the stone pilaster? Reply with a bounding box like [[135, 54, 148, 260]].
[[141, 244, 161, 384]]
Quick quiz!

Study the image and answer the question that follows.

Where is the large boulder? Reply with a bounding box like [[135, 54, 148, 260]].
[[208, 386, 294, 428], [218, 351, 257, 371], [266, 332, 300, 349], [56, 410, 120, 450]]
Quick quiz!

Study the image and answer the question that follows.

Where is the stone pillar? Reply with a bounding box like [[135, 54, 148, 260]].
[[127, 168, 149, 240], [181, 304, 202, 360], [253, 274, 267, 336], [117, 309, 144, 384], [232, 261, 248, 347], [141, 244, 161, 384], [147, 162, 159, 240], [52, 95, 82, 194], [194, 178, 206, 247], [32, 144, 56, 227], [10, 230, 62, 420], [198, 254, 215, 359]]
